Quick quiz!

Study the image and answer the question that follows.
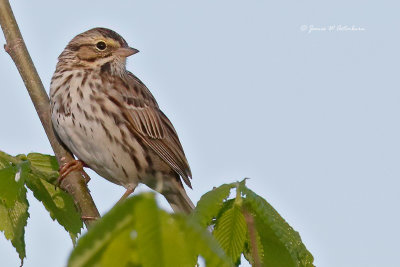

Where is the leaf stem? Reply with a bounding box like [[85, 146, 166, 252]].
[[0, 0, 100, 227], [243, 208, 262, 267]]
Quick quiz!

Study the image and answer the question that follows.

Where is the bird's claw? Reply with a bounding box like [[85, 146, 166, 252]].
[[56, 160, 90, 189]]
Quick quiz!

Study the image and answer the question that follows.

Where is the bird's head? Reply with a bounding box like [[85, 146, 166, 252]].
[[58, 28, 139, 76]]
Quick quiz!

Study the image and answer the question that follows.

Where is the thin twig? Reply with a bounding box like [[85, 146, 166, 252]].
[[0, 0, 100, 227]]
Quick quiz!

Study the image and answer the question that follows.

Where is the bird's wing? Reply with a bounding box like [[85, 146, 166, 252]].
[[107, 72, 192, 187]]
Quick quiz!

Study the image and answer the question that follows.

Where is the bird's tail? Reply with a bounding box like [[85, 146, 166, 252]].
[[145, 173, 195, 214], [163, 181, 195, 214], [151, 176, 194, 214]]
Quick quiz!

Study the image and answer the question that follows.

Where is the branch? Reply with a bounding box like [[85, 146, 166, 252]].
[[0, 0, 100, 227]]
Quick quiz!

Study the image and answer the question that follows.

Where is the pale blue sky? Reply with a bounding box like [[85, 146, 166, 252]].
[[1, 1, 399, 266]]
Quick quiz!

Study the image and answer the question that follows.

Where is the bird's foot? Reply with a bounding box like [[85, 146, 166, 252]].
[[81, 215, 100, 221], [117, 185, 137, 204], [57, 159, 90, 187]]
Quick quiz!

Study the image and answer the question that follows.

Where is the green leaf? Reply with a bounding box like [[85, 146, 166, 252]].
[[0, 151, 19, 167], [134, 195, 197, 267], [176, 215, 233, 267], [100, 227, 140, 267], [134, 193, 164, 267], [213, 204, 247, 264], [0, 155, 12, 168], [69, 193, 232, 267], [14, 153, 83, 241], [0, 151, 82, 245], [242, 209, 264, 266], [24, 171, 82, 240], [192, 183, 235, 227], [0, 185, 29, 263], [27, 153, 59, 184], [160, 212, 199, 267], [243, 229, 264, 266], [68, 195, 143, 267], [0, 151, 29, 263], [0, 165, 26, 206], [240, 185, 314, 267]]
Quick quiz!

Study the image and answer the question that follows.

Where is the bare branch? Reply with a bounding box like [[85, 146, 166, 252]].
[[0, 0, 100, 227]]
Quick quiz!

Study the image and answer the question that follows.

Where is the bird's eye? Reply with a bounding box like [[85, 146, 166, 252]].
[[96, 41, 107, 50]]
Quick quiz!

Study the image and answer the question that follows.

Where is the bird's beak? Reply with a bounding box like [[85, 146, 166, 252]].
[[115, 47, 139, 57]]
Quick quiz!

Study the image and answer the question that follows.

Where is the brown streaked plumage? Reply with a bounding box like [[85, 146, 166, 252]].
[[50, 28, 194, 213]]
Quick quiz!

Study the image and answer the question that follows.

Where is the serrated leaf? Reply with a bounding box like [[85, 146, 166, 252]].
[[215, 199, 235, 221], [132, 197, 230, 267], [20, 153, 82, 240], [176, 215, 233, 267], [0, 165, 26, 206], [24, 172, 82, 240], [193, 183, 235, 227], [0, 156, 11, 168], [134, 194, 163, 267], [100, 227, 140, 267], [134, 195, 197, 267], [0, 186, 29, 263], [243, 230, 264, 266], [27, 153, 59, 184], [242, 209, 264, 266], [69, 193, 232, 267], [213, 204, 247, 264], [0, 151, 82, 245], [68, 195, 143, 267], [0, 151, 19, 167], [0, 151, 29, 263], [240, 185, 314, 267], [160, 212, 198, 267]]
